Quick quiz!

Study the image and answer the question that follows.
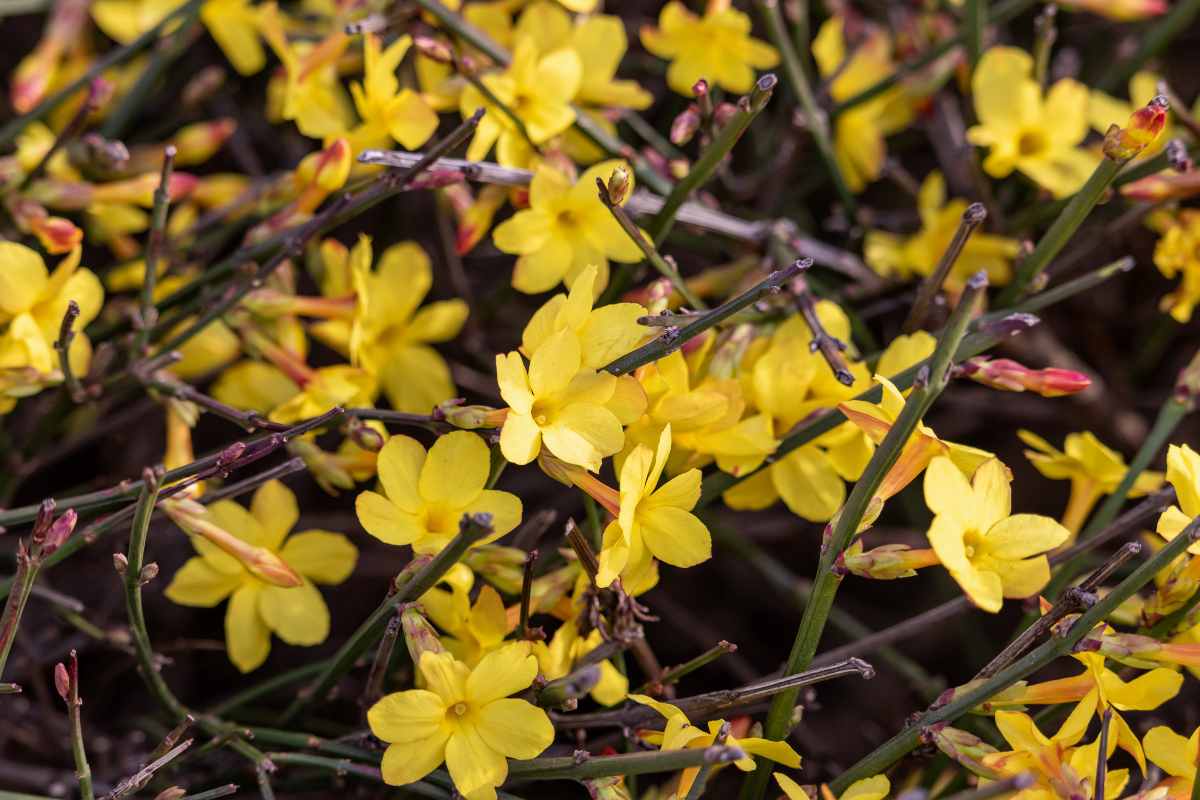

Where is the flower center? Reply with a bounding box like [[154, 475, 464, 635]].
[[555, 209, 577, 228], [1017, 129, 1048, 157], [452, 702, 468, 716]]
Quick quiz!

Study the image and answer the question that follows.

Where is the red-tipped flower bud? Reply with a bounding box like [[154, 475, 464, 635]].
[[959, 357, 1091, 397]]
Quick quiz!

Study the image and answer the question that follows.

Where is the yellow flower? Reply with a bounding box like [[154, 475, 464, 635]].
[[1143, 725, 1200, 798], [356, 431, 522, 555], [983, 701, 1129, 800], [532, 622, 628, 706], [812, 14, 914, 193], [259, 3, 355, 139], [631, 694, 800, 796], [865, 171, 1022, 287], [368, 643, 554, 798], [595, 425, 710, 589], [995, 650, 1183, 773], [347, 34, 439, 154], [309, 235, 468, 414], [0, 244, 101, 412], [1156, 444, 1200, 555], [1089, 71, 1173, 160], [421, 564, 510, 667], [199, 0, 265, 75], [492, 160, 643, 294], [639, 1, 778, 96], [924, 456, 1069, 613], [496, 329, 626, 471], [775, 772, 890, 800], [164, 481, 358, 672], [460, 36, 580, 168], [1154, 209, 1200, 323], [966, 47, 1098, 198], [267, 365, 376, 424], [1020, 429, 1164, 537]]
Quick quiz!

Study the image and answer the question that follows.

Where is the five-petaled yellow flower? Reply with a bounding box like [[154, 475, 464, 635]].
[[356, 431, 522, 555], [368, 643, 554, 799], [492, 161, 643, 295], [1143, 724, 1200, 798], [1153, 210, 1200, 323], [967, 47, 1098, 198], [924, 456, 1069, 612], [596, 424, 711, 589], [1156, 443, 1200, 555], [640, 1, 778, 96], [165, 481, 358, 672]]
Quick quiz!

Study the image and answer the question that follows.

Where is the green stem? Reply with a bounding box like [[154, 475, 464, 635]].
[[63, 652, 94, 800], [637, 641, 738, 694], [603, 258, 808, 377], [277, 514, 495, 725], [101, 12, 200, 139], [595, 177, 707, 310], [964, 0, 986, 73], [1097, 0, 1200, 92], [511, 746, 744, 781], [755, 0, 854, 214], [134, 147, 176, 358], [829, 513, 1200, 793], [739, 273, 987, 800], [648, 75, 776, 245], [995, 157, 1126, 306], [180, 787, 239, 800], [685, 722, 730, 800], [0, 0, 203, 148], [207, 659, 332, 717], [0, 548, 37, 683]]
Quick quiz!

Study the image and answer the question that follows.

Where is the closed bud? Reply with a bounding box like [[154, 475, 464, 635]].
[[959, 356, 1091, 397], [413, 34, 454, 63], [72, 133, 130, 173], [606, 166, 632, 205], [1058, 0, 1167, 21], [170, 118, 237, 166], [139, 562, 160, 585], [288, 438, 356, 494], [153, 788, 188, 800], [712, 101, 738, 129], [928, 724, 1003, 779], [434, 399, 505, 429], [670, 106, 701, 146], [54, 662, 70, 702], [401, 605, 445, 664], [1103, 95, 1169, 161], [1121, 169, 1200, 201], [462, 545, 528, 594], [113, 552, 129, 576], [297, 138, 352, 192], [32, 498, 57, 545], [216, 441, 247, 468], [453, 184, 507, 255], [40, 508, 78, 557], [839, 543, 940, 580], [347, 417, 385, 452], [182, 65, 227, 107]]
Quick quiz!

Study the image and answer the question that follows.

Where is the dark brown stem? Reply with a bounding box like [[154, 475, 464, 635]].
[[902, 202, 987, 333], [566, 520, 600, 585], [133, 145, 177, 357], [360, 614, 401, 711], [55, 300, 89, 403], [792, 275, 854, 386], [519, 548, 540, 641], [1095, 709, 1112, 799]]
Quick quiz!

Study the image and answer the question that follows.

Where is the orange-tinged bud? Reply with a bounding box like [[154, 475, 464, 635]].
[[606, 166, 632, 206], [1103, 95, 1169, 161], [452, 184, 507, 255], [1058, 0, 1167, 21], [434, 399, 506, 429], [413, 35, 454, 64], [31, 215, 84, 254], [1120, 169, 1200, 202], [839, 543, 940, 580], [297, 138, 352, 192], [959, 357, 1091, 397], [163, 498, 302, 587], [170, 118, 237, 166]]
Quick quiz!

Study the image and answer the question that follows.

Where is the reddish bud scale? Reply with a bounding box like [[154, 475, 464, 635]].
[[54, 662, 70, 701], [1121, 170, 1200, 201], [1104, 95, 1169, 161]]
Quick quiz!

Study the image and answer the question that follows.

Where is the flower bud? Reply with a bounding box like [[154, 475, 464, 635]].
[[927, 724, 1003, 779], [1058, 0, 1167, 21], [32, 498, 56, 546], [288, 438, 356, 495], [113, 552, 129, 576], [1103, 95, 1169, 162], [347, 417, 385, 452], [170, 118, 237, 166], [1121, 169, 1200, 202], [606, 166, 632, 206], [153, 788, 188, 800], [296, 138, 352, 192], [434, 399, 505, 429], [959, 357, 1091, 397], [839, 543, 939, 580], [413, 34, 454, 63], [54, 662, 70, 702], [39, 508, 78, 557], [712, 102, 738, 129], [182, 65, 227, 108], [670, 106, 701, 146], [72, 133, 130, 173], [452, 184, 507, 255], [401, 604, 445, 665], [462, 545, 528, 594]]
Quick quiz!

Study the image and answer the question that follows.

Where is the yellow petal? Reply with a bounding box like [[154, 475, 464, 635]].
[[993, 555, 1050, 599], [774, 773, 806, 800], [1104, 667, 1183, 712], [500, 411, 542, 465], [226, 583, 271, 673], [249, 479, 298, 551], [971, 458, 1012, 531], [445, 724, 508, 798], [420, 651, 471, 704], [924, 455, 975, 525], [164, 557, 242, 607], [1143, 726, 1197, 778], [420, 430, 490, 509], [356, 491, 423, 545], [638, 505, 711, 568], [529, 329, 581, 397], [377, 436, 427, 513], [379, 732, 450, 786], [258, 579, 330, 645], [462, 490, 523, 541], [842, 775, 891, 800], [408, 300, 469, 344], [984, 514, 1069, 559], [467, 642, 538, 704], [475, 697, 554, 759], [278, 530, 357, 584], [0, 242, 49, 318], [541, 403, 623, 471], [771, 446, 845, 522], [368, 689, 447, 744]]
